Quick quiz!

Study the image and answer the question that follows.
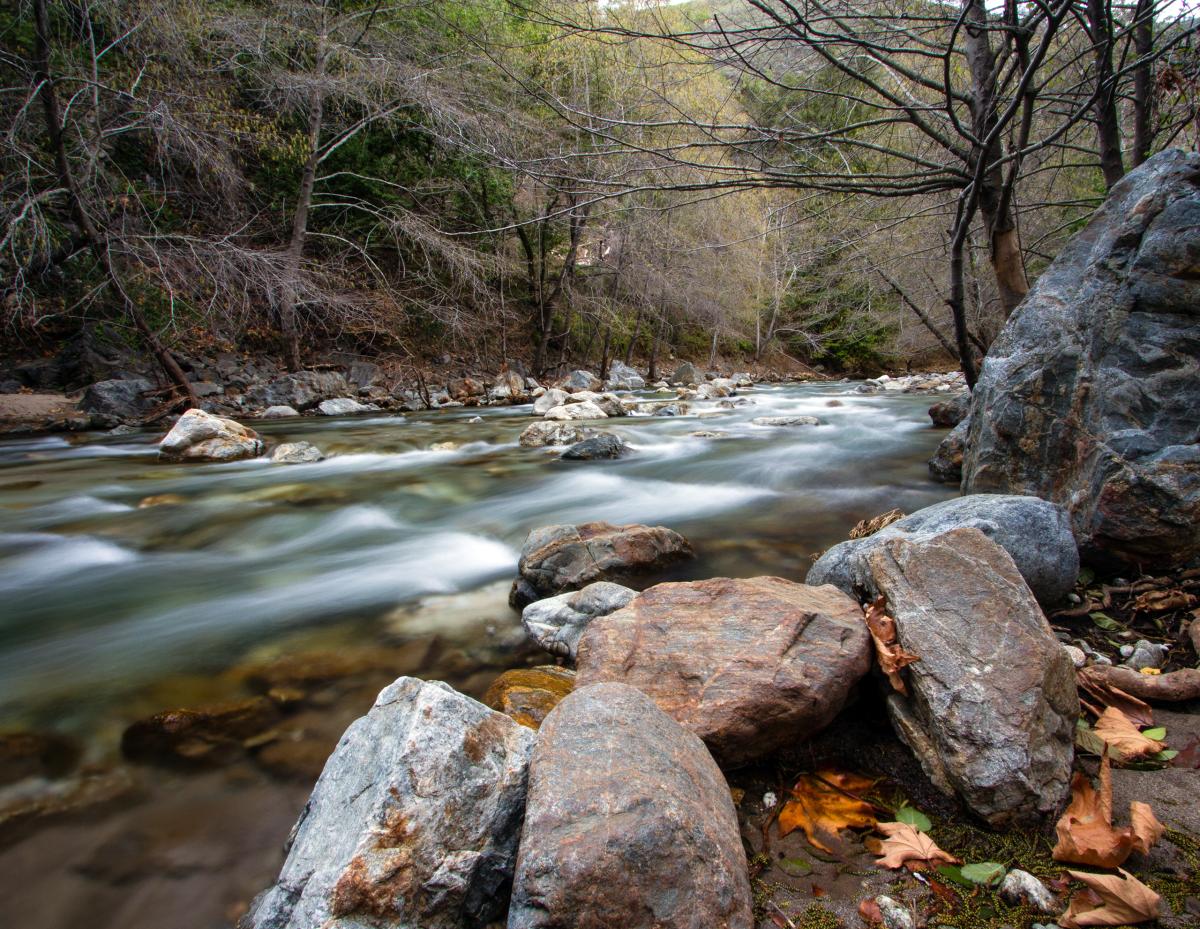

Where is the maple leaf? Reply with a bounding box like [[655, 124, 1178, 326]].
[[871, 821, 960, 871], [1052, 754, 1164, 867], [863, 596, 920, 695], [1059, 868, 1161, 927], [1091, 706, 1163, 761], [1076, 667, 1153, 728], [777, 769, 878, 853]]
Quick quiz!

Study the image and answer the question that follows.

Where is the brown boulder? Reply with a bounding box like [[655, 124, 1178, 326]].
[[868, 528, 1078, 826], [484, 666, 575, 729], [121, 697, 280, 766], [509, 521, 695, 609], [508, 682, 752, 929], [575, 577, 871, 765]]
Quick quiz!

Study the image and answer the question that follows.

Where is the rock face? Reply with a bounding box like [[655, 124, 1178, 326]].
[[928, 393, 969, 428], [962, 150, 1200, 566], [509, 522, 695, 609], [518, 421, 592, 448], [521, 582, 637, 660], [78, 377, 154, 425], [869, 528, 1078, 827], [317, 397, 379, 416], [807, 494, 1078, 605], [244, 678, 534, 929], [507, 683, 753, 929], [245, 371, 349, 411], [575, 577, 870, 765], [559, 433, 629, 460], [158, 409, 263, 462], [929, 417, 969, 483]]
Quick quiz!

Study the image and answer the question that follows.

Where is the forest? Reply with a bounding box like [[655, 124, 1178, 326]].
[[2, 0, 1197, 398]]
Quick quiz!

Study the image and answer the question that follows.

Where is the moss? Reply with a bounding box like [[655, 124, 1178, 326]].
[[795, 902, 843, 929], [1147, 829, 1200, 915]]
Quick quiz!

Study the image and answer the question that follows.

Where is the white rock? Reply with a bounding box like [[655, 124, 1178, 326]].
[[533, 388, 571, 415], [271, 441, 324, 464], [543, 400, 608, 421], [159, 408, 263, 462], [260, 405, 300, 418], [317, 397, 380, 416], [998, 869, 1059, 914]]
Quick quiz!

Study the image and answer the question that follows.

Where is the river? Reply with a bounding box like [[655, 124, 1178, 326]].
[[0, 380, 954, 928]]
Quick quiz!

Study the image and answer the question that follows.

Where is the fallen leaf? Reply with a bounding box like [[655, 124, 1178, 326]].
[[1076, 668, 1153, 727], [1131, 588, 1194, 613], [1059, 868, 1161, 927], [863, 596, 920, 694], [778, 769, 878, 852], [857, 898, 883, 925], [894, 803, 932, 832], [1053, 754, 1164, 867], [1138, 667, 1161, 676], [1169, 735, 1200, 769], [960, 861, 1006, 885], [1092, 706, 1164, 761], [872, 820, 960, 871]]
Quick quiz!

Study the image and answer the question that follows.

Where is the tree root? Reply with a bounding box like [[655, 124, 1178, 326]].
[[1080, 665, 1200, 702]]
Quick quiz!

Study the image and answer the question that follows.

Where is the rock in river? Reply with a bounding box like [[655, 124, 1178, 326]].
[[559, 433, 629, 460], [245, 370, 349, 411], [928, 392, 969, 428], [869, 528, 1078, 827], [962, 149, 1200, 566], [807, 493, 1078, 605], [929, 417, 969, 483], [752, 415, 819, 427], [271, 441, 324, 464], [521, 581, 636, 660], [532, 387, 569, 415], [158, 408, 263, 462], [317, 397, 380, 416], [484, 666, 576, 729], [509, 521, 694, 609], [575, 577, 870, 765], [518, 421, 592, 448], [244, 677, 534, 929], [542, 399, 607, 421], [507, 682, 753, 929], [121, 697, 280, 766], [562, 369, 601, 392]]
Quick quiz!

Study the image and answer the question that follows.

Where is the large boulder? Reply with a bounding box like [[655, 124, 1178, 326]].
[[507, 683, 753, 929], [521, 582, 637, 660], [559, 433, 630, 460], [158, 408, 263, 462], [562, 370, 601, 393], [490, 370, 527, 402], [807, 494, 1078, 605], [929, 417, 969, 483], [317, 397, 380, 416], [509, 522, 695, 609], [542, 400, 607, 421], [575, 577, 871, 766], [962, 150, 1200, 566], [928, 393, 969, 428], [671, 361, 700, 385], [243, 678, 535, 929], [245, 371, 349, 411], [605, 360, 645, 391], [518, 421, 593, 448], [532, 388, 569, 415], [868, 529, 1078, 826], [78, 377, 154, 425]]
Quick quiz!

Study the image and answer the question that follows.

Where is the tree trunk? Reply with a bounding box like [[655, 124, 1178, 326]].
[[599, 325, 611, 380], [1131, 0, 1154, 167], [648, 315, 667, 382], [1088, 0, 1126, 189], [948, 217, 980, 389], [624, 307, 643, 366]]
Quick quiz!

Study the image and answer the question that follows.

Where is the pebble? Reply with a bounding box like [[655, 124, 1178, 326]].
[[1062, 645, 1087, 668], [998, 868, 1059, 914], [761, 791, 777, 810], [874, 895, 916, 929], [1124, 639, 1169, 671]]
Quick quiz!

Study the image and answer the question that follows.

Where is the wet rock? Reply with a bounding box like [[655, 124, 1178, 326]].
[[158, 408, 263, 462], [562, 369, 601, 392], [510, 521, 695, 609], [532, 388, 569, 415], [604, 360, 645, 391], [998, 869, 1058, 914], [873, 896, 916, 929], [346, 361, 381, 389], [317, 397, 380, 416], [138, 493, 186, 508], [559, 433, 629, 461], [243, 678, 534, 929], [271, 442, 324, 464], [807, 493, 1078, 605], [575, 577, 869, 765], [239, 645, 432, 695], [0, 765, 140, 835], [245, 371, 349, 411], [260, 405, 300, 418], [869, 528, 1078, 826], [962, 150, 1200, 566], [78, 377, 154, 425], [508, 683, 752, 929], [590, 392, 626, 417], [518, 421, 593, 448], [0, 731, 80, 785], [652, 401, 688, 416], [1124, 639, 1169, 671], [929, 417, 969, 483], [671, 361, 701, 385], [928, 392, 969, 428], [121, 697, 281, 766], [449, 377, 485, 400], [489, 369, 526, 402], [542, 399, 607, 420], [752, 415, 820, 427], [521, 582, 636, 660], [253, 738, 337, 782], [483, 666, 575, 729]]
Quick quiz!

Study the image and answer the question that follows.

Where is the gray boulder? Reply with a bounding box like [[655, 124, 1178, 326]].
[[317, 397, 380, 416], [562, 370, 601, 392], [928, 393, 969, 428], [520, 582, 637, 660], [604, 361, 645, 391], [159, 409, 263, 462], [752, 415, 820, 427], [78, 377, 154, 425], [929, 417, 969, 483], [869, 529, 1078, 826], [271, 442, 324, 464], [507, 683, 753, 929], [962, 150, 1200, 566], [807, 493, 1078, 605], [346, 361, 380, 389], [671, 361, 700, 385], [260, 405, 300, 419], [245, 371, 349, 411], [542, 400, 607, 421], [560, 433, 629, 460], [532, 388, 570, 415], [244, 677, 534, 929], [518, 422, 593, 448]]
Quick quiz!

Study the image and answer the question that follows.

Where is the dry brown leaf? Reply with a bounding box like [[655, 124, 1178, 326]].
[[1092, 706, 1163, 761], [1059, 868, 1161, 927], [872, 820, 960, 871], [1131, 588, 1194, 613], [857, 898, 883, 926], [1076, 667, 1153, 727], [1052, 754, 1164, 867], [863, 596, 920, 695], [777, 769, 878, 852]]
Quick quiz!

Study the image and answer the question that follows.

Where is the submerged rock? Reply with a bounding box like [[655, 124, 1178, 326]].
[[807, 493, 1078, 605], [509, 521, 694, 609], [559, 433, 629, 460], [507, 683, 753, 929], [121, 697, 280, 766], [752, 415, 820, 427], [0, 731, 80, 785], [271, 441, 324, 464], [521, 582, 637, 660], [929, 417, 969, 483], [484, 666, 575, 729], [158, 408, 263, 462], [962, 150, 1200, 566], [870, 528, 1078, 826], [575, 577, 870, 766], [518, 421, 592, 448], [243, 678, 534, 929]]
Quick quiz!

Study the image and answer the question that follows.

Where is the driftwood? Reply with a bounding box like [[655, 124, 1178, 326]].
[[1080, 664, 1200, 702]]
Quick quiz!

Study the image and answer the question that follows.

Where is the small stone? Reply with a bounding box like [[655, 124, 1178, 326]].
[[271, 441, 324, 464], [1124, 639, 1169, 671], [998, 869, 1059, 914], [874, 895, 916, 929], [159, 408, 263, 462], [260, 405, 300, 418], [467, 415, 483, 424], [1063, 645, 1087, 668], [762, 791, 777, 810]]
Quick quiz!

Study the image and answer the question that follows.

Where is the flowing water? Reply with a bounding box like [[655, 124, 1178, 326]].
[[0, 381, 955, 928]]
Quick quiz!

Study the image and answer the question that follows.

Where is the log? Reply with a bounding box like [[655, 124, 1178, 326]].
[[1080, 665, 1200, 702]]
